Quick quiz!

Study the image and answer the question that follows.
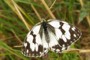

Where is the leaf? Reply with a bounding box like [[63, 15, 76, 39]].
[[0, 40, 29, 60]]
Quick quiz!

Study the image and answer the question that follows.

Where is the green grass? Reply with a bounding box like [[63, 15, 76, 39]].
[[0, 0, 90, 60]]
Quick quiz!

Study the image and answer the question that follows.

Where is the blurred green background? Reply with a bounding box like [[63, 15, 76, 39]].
[[0, 0, 90, 60]]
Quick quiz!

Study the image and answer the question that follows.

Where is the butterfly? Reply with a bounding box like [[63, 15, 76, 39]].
[[22, 19, 82, 57]]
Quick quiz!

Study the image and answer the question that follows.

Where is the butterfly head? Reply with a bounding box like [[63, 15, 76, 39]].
[[41, 19, 48, 31], [42, 19, 47, 22]]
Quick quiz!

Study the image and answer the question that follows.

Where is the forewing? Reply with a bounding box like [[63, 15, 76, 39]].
[[48, 19, 82, 52], [22, 25, 48, 57], [48, 29, 62, 53]]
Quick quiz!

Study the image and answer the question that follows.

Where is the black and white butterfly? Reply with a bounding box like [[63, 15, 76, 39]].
[[22, 19, 82, 57]]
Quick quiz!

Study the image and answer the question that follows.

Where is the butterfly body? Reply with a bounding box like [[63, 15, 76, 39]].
[[22, 19, 82, 57], [40, 21, 50, 43]]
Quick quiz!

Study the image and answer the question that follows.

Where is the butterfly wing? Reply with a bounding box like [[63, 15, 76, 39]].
[[47, 29, 62, 53], [22, 24, 48, 57], [22, 19, 82, 57], [48, 19, 81, 52]]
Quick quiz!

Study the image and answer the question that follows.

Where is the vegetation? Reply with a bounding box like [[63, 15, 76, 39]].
[[0, 0, 90, 60]]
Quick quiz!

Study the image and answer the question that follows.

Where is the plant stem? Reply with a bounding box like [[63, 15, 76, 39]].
[[40, 0, 56, 19], [31, 4, 42, 21]]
